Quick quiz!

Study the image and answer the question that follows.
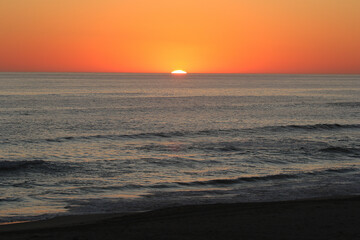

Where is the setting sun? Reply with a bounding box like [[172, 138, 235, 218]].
[[171, 70, 187, 74]]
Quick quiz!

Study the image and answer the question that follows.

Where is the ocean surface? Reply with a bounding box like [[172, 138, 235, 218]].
[[0, 73, 359, 223]]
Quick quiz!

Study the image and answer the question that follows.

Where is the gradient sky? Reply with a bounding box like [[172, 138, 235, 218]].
[[1, 0, 359, 73]]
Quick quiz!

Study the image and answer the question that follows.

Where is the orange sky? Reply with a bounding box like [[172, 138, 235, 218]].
[[0, 0, 359, 73]]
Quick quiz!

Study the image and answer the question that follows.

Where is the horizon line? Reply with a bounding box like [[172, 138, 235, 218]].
[[1, 71, 359, 75]]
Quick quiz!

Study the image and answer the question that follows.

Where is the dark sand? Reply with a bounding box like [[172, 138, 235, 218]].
[[1, 196, 360, 240]]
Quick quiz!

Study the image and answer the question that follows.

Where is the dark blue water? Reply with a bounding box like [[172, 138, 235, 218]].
[[0, 73, 359, 223]]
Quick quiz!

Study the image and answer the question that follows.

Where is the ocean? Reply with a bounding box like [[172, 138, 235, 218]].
[[0, 73, 359, 223]]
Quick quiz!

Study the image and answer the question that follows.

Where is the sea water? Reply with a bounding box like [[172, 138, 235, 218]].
[[0, 73, 359, 223]]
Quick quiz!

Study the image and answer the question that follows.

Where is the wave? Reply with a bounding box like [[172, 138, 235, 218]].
[[176, 173, 296, 186], [0, 160, 73, 173], [0, 160, 46, 171], [0, 197, 20, 202], [140, 141, 360, 157], [174, 167, 358, 187], [38, 166, 358, 197], [43, 123, 360, 142], [139, 142, 245, 153], [267, 123, 360, 131], [323, 167, 357, 173], [3, 123, 359, 145], [320, 146, 360, 154], [44, 131, 187, 143], [327, 102, 360, 108]]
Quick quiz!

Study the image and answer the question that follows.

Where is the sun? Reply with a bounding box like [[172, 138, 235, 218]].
[[171, 70, 187, 74]]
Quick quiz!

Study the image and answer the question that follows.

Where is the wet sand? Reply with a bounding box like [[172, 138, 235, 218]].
[[1, 196, 360, 240]]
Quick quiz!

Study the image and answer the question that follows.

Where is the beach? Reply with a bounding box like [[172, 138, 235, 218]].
[[1, 196, 360, 240]]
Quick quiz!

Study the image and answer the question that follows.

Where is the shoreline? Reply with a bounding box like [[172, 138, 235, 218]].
[[1, 196, 360, 239]]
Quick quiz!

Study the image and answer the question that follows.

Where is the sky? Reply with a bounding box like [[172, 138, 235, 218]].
[[0, 0, 359, 73]]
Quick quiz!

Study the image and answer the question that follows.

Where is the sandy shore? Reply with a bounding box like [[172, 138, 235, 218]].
[[1, 196, 360, 240]]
